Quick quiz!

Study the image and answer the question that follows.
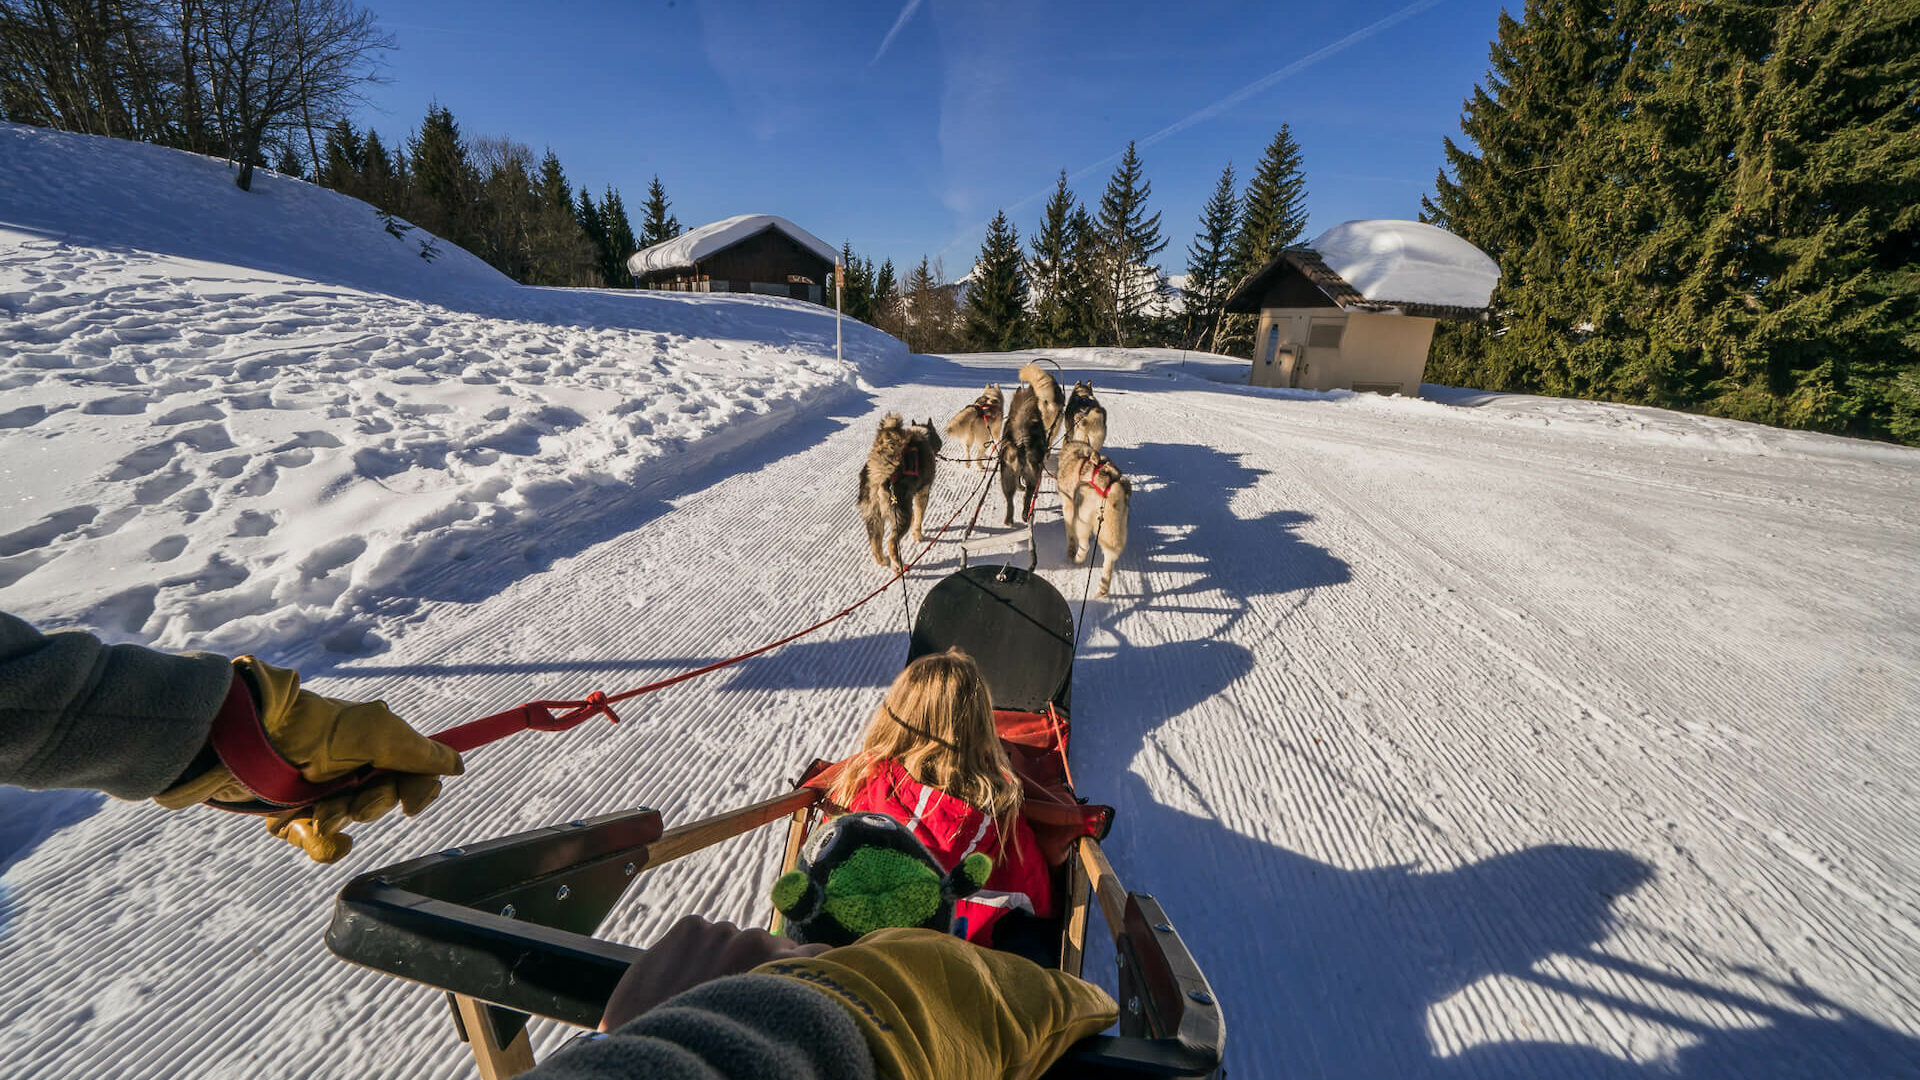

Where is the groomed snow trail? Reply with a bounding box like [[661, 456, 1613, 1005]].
[[3, 350, 1917, 1078]]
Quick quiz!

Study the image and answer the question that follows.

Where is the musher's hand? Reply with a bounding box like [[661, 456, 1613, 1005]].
[[753, 927, 1117, 1080], [600, 915, 830, 1031], [155, 656, 463, 863]]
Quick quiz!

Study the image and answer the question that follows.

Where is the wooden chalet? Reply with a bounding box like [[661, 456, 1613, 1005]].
[[627, 214, 837, 305]]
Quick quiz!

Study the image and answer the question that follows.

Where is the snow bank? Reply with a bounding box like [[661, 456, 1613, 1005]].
[[0, 125, 907, 657], [1306, 219, 1499, 309], [627, 213, 838, 275], [0, 122, 506, 304]]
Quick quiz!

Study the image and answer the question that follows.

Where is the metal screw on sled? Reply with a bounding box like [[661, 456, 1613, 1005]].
[[500, 904, 517, 919], [556, 885, 571, 901], [623, 862, 637, 877]]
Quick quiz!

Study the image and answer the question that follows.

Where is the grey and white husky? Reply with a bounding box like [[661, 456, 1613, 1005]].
[[858, 413, 941, 570]]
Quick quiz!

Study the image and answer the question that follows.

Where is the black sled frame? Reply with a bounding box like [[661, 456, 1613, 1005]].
[[325, 568, 1222, 1078]]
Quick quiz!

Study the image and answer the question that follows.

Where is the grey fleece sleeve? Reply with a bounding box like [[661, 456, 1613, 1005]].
[[0, 611, 234, 798], [524, 974, 876, 1080]]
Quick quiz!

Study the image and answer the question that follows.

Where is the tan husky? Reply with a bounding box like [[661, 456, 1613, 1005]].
[[943, 384, 1003, 471], [858, 413, 941, 570], [1018, 360, 1064, 442], [1065, 388, 1107, 454], [1062, 449, 1129, 597]]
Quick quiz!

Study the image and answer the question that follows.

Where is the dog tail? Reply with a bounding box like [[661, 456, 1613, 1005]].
[[1018, 360, 1046, 387]]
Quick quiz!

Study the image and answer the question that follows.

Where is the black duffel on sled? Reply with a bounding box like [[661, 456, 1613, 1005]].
[[325, 566, 1224, 1078]]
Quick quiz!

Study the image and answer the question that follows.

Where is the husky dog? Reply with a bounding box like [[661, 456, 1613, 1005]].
[[1063, 452, 1130, 597], [859, 413, 941, 570], [998, 383, 1048, 525], [1017, 360, 1064, 442], [943, 384, 1003, 471], [1062, 382, 1107, 453], [1056, 439, 1098, 508]]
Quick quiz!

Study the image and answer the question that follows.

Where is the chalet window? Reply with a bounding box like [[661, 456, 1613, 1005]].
[[1308, 321, 1344, 349]]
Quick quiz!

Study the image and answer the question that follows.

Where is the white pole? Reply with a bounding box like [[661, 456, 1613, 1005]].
[[835, 258, 844, 365]]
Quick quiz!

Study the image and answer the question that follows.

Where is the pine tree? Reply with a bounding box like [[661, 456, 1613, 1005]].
[[320, 119, 363, 194], [1219, 126, 1309, 356], [1064, 205, 1106, 348], [1185, 162, 1240, 353], [1094, 141, 1167, 347], [838, 242, 873, 322], [639, 175, 681, 248], [1422, 0, 1920, 443], [964, 210, 1030, 352], [528, 151, 596, 286], [360, 130, 399, 211], [575, 186, 608, 282], [1029, 171, 1082, 348], [598, 186, 637, 287], [407, 104, 476, 251], [873, 258, 902, 339], [902, 256, 960, 353]]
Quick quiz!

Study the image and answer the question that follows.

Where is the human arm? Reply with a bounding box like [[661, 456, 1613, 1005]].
[[555, 918, 1115, 1080], [0, 609, 230, 797], [0, 610, 462, 862]]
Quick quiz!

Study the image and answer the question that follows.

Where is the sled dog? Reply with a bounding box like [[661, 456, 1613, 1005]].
[[1018, 360, 1064, 442], [998, 384, 1048, 526], [943, 384, 1003, 471], [1056, 439, 1098, 507], [859, 413, 941, 570], [1063, 452, 1130, 597], [1062, 382, 1107, 453]]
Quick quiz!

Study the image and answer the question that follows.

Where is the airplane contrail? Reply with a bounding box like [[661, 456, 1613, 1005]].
[[870, 0, 924, 66], [941, 0, 1451, 255]]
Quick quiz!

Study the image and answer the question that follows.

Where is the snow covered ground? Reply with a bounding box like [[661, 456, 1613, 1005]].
[[5, 126, 1920, 1078]]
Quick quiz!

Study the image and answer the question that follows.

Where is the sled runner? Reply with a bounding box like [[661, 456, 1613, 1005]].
[[325, 566, 1223, 1078]]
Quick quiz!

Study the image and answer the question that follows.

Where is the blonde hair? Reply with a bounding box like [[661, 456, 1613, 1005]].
[[829, 649, 1023, 843]]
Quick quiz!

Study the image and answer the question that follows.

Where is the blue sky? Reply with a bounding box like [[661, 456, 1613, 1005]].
[[354, 0, 1512, 278]]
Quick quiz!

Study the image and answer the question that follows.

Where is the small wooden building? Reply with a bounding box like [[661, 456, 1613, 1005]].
[[627, 214, 836, 304], [1223, 220, 1498, 396]]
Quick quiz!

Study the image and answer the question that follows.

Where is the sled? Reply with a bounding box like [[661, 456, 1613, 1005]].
[[325, 566, 1224, 1079]]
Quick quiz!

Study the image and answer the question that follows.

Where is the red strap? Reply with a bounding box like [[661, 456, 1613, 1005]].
[[205, 688, 615, 812]]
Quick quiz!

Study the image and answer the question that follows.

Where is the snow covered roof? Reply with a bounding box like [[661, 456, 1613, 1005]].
[[627, 214, 837, 275], [1224, 219, 1499, 321]]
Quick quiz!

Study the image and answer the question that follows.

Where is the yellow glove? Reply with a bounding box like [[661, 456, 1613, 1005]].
[[156, 657, 463, 863], [752, 927, 1116, 1080]]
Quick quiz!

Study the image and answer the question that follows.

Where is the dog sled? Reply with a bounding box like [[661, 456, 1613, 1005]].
[[324, 566, 1224, 1078]]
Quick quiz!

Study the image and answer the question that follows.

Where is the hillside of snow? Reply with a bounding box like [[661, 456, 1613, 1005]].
[[0, 123, 906, 657], [4, 125, 1920, 1079]]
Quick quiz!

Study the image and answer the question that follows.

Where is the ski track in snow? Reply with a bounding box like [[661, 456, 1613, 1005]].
[[4, 125, 1920, 1078], [4, 348, 1918, 1077]]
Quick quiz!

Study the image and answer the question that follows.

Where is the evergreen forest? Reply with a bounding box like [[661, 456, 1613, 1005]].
[[4, 0, 1915, 441]]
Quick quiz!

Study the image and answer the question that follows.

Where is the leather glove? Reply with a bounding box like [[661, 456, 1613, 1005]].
[[155, 657, 463, 863], [753, 927, 1117, 1080]]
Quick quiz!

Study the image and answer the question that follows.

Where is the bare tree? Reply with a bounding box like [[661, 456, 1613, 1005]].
[[197, 0, 388, 190]]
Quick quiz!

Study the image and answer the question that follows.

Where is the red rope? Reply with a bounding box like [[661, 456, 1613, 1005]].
[[437, 460, 1003, 741]]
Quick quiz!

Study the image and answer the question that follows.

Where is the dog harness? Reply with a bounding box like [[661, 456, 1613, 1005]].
[[1081, 457, 1114, 499]]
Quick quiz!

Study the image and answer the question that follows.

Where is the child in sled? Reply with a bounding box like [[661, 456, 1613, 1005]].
[[827, 648, 1055, 947]]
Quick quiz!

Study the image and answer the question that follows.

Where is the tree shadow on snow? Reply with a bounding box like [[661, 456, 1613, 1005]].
[[1068, 640, 1920, 1079], [1065, 440, 1348, 638], [0, 786, 105, 941]]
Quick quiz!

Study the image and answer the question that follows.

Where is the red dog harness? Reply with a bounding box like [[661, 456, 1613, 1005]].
[[1081, 457, 1113, 499]]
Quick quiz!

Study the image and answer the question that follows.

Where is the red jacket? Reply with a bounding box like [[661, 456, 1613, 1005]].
[[844, 759, 1056, 943]]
